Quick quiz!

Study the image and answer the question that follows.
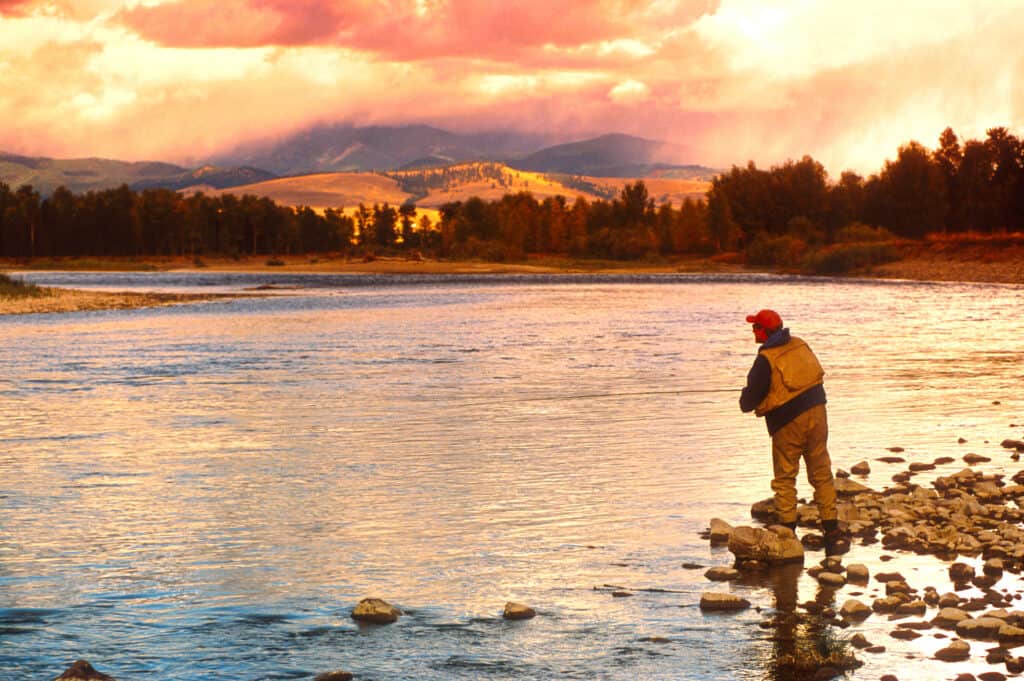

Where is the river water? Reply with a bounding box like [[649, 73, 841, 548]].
[[1, 272, 1022, 680]]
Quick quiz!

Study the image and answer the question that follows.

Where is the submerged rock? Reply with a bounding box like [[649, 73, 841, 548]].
[[351, 597, 403, 624], [314, 672, 354, 681], [704, 566, 740, 581], [54, 661, 116, 681], [503, 601, 536, 620]]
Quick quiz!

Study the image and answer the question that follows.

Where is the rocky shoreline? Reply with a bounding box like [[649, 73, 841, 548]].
[[702, 435, 1024, 680]]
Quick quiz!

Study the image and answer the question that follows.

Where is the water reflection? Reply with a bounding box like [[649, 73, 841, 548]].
[[0, 274, 1022, 679]]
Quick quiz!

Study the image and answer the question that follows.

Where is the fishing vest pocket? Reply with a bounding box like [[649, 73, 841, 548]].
[[774, 344, 824, 392]]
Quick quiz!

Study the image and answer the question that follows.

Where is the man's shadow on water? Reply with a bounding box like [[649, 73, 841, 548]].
[[736, 561, 854, 681]]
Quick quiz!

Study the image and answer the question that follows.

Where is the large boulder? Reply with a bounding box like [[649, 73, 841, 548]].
[[708, 518, 734, 544], [503, 601, 536, 620], [351, 597, 402, 624], [728, 525, 804, 566]]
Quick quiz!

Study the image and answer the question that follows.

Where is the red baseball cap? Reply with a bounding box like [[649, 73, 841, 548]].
[[745, 309, 783, 330]]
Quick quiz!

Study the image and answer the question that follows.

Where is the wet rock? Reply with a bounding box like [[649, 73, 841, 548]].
[[938, 592, 962, 608], [838, 599, 872, 621], [1007, 657, 1024, 673], [681, 562, 705, 569], [950, 562, 976, 583], [895, 600, 927, 616], [639, 636, 672, 643], [957, 616, 1005, 640], [954, 675, 977, 681], [727, 525, 804, 566], [851, 461, 871, 475], [699, 592, 751, 612], [872, 596, 905, 614], [54, 661, 116, 681], [611, 591, 634, 598], [979, 673, 1007, 681], [890, 628, 921, 640], [867, 646, 887, 653], [875, 571, 904, 583], [1001, 439, 1024, 450], [965, 453, 992, 464], [985, 558, 1005, 577], [314, 672, 354, 681], [503, 601, 536, 620], [935, 456, 956, 464], [997, 623, 1024, 644], [835, 468, 850, 478], [352, 597, 403, 624], [708, 518, 734, 544], [879, 676, 898, 681], [908, 462, 936, 472], [878, 456, 906, 463], [849, 632, 871, 648], [935, 639, 972, 661], [933, 607, 972, 629], [888, 447, 906, 453], [704, 567, 740, 581], [750, 497, 778, 523], [834, 478, 872, 496]]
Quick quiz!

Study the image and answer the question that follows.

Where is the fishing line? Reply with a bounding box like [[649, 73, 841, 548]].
[[451, 387, 738, 408]]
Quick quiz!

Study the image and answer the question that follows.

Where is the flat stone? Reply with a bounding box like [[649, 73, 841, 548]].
[[846, 563, 870, 583], [965, 453, 992, 464], [979, 673, 1007, 681], [704, 567, 740, 581], [503, 601, 536, 620], [352, 597, 403, 624], [933, 607, 972, 629], [997, 623, 1024, 644], [890, 629, 922, 640], [699, 592, 751, 612], [818, 572, 846, 588], [957, 617, 1005, 640], [935, 639, 971, 661], [867, 646, 887, 653], [878, 456, 906, 463]]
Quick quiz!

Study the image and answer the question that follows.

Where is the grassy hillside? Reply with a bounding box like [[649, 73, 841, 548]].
[[0, 153, 185, 195], [199, 162, 711, 214]]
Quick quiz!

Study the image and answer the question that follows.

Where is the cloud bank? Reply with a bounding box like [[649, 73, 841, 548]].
[[1, 0, 1022, 175]]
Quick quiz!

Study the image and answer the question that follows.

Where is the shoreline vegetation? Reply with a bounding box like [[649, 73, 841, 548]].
[[1, 233, 1022, 315]]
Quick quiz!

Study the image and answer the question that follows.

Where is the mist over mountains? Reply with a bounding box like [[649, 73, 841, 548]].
[[1, 124, 718, 196]]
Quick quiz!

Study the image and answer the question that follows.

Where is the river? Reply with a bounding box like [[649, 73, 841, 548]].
[[1, 272, 1022, 680]]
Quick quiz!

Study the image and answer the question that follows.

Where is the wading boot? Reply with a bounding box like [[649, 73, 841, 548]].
[[822, 520, 850, 556]]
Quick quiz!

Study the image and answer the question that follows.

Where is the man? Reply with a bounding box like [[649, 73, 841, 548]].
[[739, 309, 848, 556]]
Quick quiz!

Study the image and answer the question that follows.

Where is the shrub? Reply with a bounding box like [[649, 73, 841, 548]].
[[834, 222, 896, 243], [802, 242, 900, 274], [745, 233, 808, 268]]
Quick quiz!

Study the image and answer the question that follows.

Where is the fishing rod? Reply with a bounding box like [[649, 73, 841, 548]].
[[452, 387, 738, 408]]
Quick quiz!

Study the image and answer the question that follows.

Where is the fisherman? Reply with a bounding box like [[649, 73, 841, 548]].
[[739, 309, 848, 556]]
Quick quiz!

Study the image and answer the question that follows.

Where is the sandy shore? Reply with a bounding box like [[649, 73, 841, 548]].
[[0, 288, 233, 315]]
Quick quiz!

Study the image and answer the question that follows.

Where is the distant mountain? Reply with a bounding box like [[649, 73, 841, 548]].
[[132, 165, 276, 191], [509, 133, 716, 179], [214, 123, 557, 176], [0, 152, 186, 195]]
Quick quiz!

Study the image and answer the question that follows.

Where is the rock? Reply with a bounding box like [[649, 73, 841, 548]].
[[985, 558, 1005, 577], [979, 673, 1007, 681], [933, 607, 972, 629], [1001, 439, 1024, 450], [950, 562, 976, 583], [818, 572, 846, 588], [938, 592, 962, 608], [352, 597, 402, 624], [867, 646, 887, 654], [1007, 657, 1024, 673], [727, 525, 804, 566], [879, 676, 898, 681], [849, 632, 871, 648], [681, 562, 705, 569], [890, 628, 921, 640], [935, 639, 972, 661], [834, 478, 872, 496], [704, 566, 740, 581], [750, 497, 778, 522], [953, 675, 976, 681], [888, 446, 906, 452], [965, 453, 992, 464], [909, 462, 936, 471], [54, 661, 116, 681], [895, 600, 927, 616], [839, 599, 872, 620], [997, 623, 1024, 644], [874, 571, 904, 583], [835, 468, 850, 478], [640, 636, 672, 643], [503, 601, 537, 620], [957, 616, 1005, 640], [878, 456, 906, 463], [708, 518, 734, 544], [314, 672, 354, 681], [935, 456, 956, 464], [851, 461, 871, 475], [612, 591, 634, 597], [699, 592, 751, 612]]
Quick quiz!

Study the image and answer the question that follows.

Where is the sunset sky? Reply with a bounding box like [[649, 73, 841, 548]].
[[1, 0, 1022, 175]]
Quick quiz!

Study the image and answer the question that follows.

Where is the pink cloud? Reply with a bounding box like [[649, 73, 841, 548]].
[[0, 0, 34, 16], [117, 0, 718, 60]]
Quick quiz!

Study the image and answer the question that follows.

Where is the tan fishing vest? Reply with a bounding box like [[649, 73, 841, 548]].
[[754, 336, 825, 416]]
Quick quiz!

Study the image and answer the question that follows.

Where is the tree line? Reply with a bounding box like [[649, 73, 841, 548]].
[[2, 125, 1022, 263]]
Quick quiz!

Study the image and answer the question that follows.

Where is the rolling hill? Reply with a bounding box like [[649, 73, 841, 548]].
[[194, 162, 710, 213], [0, 152, 186, 195]]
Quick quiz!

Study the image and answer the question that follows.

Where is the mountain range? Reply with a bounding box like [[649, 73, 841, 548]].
[[0, 125, 719, 197]]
